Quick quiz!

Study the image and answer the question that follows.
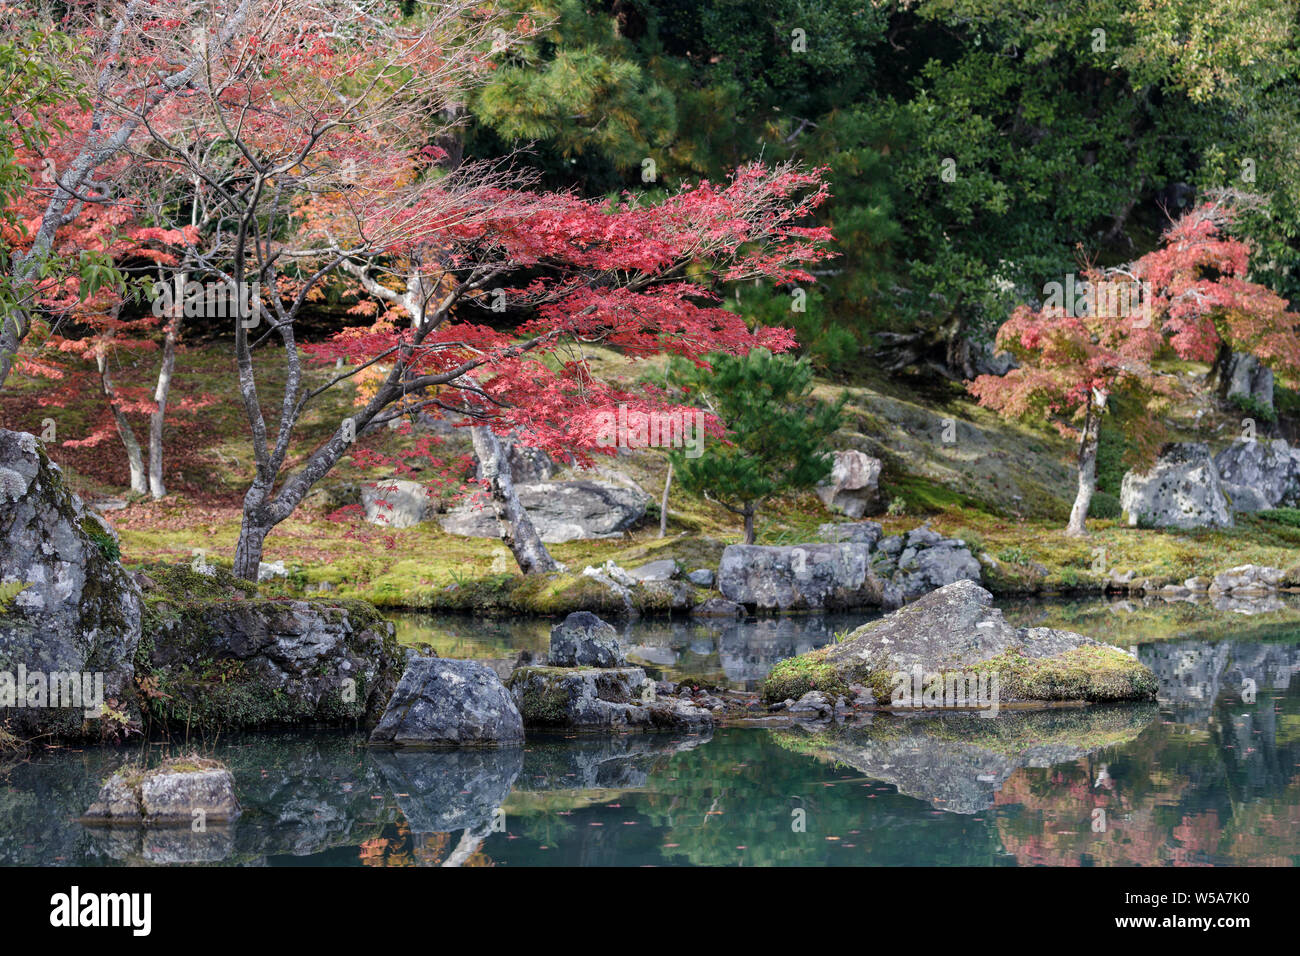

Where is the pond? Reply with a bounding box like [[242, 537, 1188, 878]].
[[2, 596, 1298, 866]]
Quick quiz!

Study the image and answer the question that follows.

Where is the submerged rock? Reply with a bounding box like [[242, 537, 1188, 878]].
[[0, 429, 141, 742], [507, 665, 713, 731], [762, 579, 1156, 705], [372, 747, 523, 832], [370, 657, 524, 746], [82, 757, 241, 826], [548, 611, 626, 667], [1120, 443, 1233, 529]]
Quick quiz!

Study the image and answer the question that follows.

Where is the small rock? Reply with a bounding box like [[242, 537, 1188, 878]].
[[686, 568, 715, 588], [548, 611, 626, 667], [82, 758, 240, 827], [627, 559, 679, 582], [692, 596, 745, 619]]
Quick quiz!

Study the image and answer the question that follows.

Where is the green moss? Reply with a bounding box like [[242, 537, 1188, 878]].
[[972, 646, 1157, 702], [762, 647, 852, 703], [80, 517, 120, 563], [506, 667, 575, 725]]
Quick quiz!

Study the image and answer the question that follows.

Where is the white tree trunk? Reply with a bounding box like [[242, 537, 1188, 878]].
[[1066, 390, 1107, 537]]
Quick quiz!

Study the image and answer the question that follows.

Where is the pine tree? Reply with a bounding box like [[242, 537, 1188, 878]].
[[671, 349, 843, 544]]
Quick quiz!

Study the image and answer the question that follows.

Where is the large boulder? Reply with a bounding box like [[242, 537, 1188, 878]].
[[369, 657, 524, 746], [82, 757, 241, 826], [507, 665, 713, 731], [440, 479, 648, 542], [718, 542, 877, 611], [718, 524, 979, 611], [140, 570, 403, 730], [1215, 439, 1300, 511], [870, 524, 982, 608], [815, 450, 883, 519], [362, 479, 431, 528], [762, 579, 1156, 705], [1120, 443, 1233, 529], [0, 430, 141, 742], [548, 611, 626, 667]]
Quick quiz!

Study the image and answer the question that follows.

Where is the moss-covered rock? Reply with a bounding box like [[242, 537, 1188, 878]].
[[136, 566, 403, 731], [762, 579, 1156, 706]]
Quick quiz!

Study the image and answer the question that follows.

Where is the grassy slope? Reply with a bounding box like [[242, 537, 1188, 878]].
[[4, 340, 1299, 613]]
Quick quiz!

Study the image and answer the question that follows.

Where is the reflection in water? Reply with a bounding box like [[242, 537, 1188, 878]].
[[391, 610, 874, 690], [0, 627, 1298, 865]]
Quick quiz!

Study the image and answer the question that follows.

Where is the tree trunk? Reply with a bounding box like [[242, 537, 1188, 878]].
[[470, 425, 558, 574], [1066, 390, 1107, 537], [233, 508, 270, 581], [147, 298, 179, 499], [97, 345, 148, 495], [658, 461, 672, 538], [743, 504, 756, 545]]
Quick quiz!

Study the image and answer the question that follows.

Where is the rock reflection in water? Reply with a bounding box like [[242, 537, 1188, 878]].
[[775, 705, 1158, 814]]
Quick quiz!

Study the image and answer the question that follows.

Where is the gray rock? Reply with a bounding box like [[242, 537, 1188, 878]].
[[686, 568, 715, 588], [362, 479, 431, 528], [818, 521, 884, 547], [144, 594, 402, 728], [1120, 443, 1233, 529], [440, 479, 648, 542], [1215, 439, 1300, 510], [508, 665, 713, 731], [506, 443, 557, 483], [764, 580, 1156, 704], [83, 759, 241, 826], [871, 524, 982, 608], [549, 611, 625, 667], [370, 657, 524, 746], [627, 559, 679, 582], [815, 450, 883, 519], [718, 542, 878, 611], [1209, 564, 1282, 595], [0, 430, 141, 742], [1222, 351, 1274, 411], [692, 597, 745, 619], [788, 690, 834, 719]]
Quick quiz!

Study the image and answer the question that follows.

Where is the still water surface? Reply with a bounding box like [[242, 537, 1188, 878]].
[[2, 597, 1297, 866]]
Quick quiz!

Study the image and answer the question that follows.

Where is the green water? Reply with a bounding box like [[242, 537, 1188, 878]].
[[2, 599, 1299, 866]]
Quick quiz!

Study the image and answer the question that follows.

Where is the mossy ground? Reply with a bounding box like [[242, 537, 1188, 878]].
[[4, 342, 1296, 615]]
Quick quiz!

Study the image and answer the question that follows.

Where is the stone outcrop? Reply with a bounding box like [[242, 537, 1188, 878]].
[[1215, 439, 1300, 511], [362, 479, 431, 528], [139, 568, 403, 730], [548, 611, 626, 667], [718, 522, 979, 611], [1120, 443, 1233, 529], [507, 665, 713, 731], [0, 430, 141, 741], [762, 580, 1156, 705], [369, 657, 524, 746], [439, 479, 648, 542], [815, 450, 883, 519], [82, 757, 241, 826]]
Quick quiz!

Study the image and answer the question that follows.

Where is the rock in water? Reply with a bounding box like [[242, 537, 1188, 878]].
[[362, 479, 430, 528], [548, 611, 626, 667], [871, 524, 983, 608], [0, 430, 141, 742], [762, 579, 1156, 705], [1120, 443, 1233, 529], [1215, 439, 1300, 511], [815, 450, 883, 519], [372, 747, 523, 832], [508, 665, 713, 731], [82, 757, 241, 826], [370, 657, 524, 746]]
